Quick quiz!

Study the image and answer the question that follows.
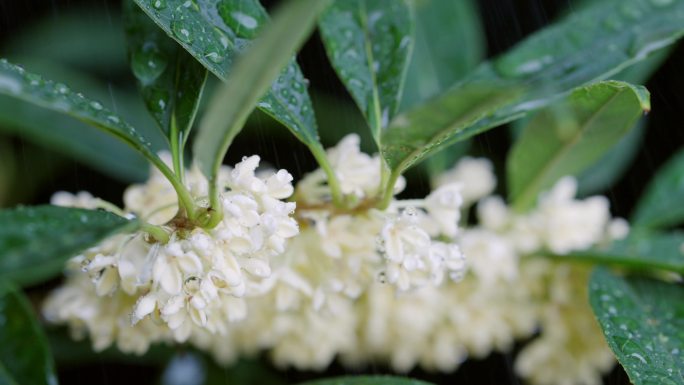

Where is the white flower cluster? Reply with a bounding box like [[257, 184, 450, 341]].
[[44, 155, 298, 347], [44, 135, 626, 385]]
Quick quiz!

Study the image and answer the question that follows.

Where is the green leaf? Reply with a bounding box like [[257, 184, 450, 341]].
[[589, 268, 684, 385], [0, 59, 167, 170], [194, 0, 328, 189], [401, 0, 484, 109], [380, 81, 522, 174], [298, 376, 434, 385], [318, 0, 413, 144], [124, 0, 207, 147], [0, 282, 58, 385], [132, 0, 321, 147], [507, 81, 649, 211], [554, 230, 684, 274], [576, 119, 645, 196], [0, 205, 138, 287], [633, 149, 684, 229], [0, 59, 162, 182]]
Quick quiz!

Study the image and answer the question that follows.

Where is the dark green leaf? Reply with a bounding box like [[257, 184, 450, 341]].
[[555, 230, 684, 274], [401, 0, 484, 109], [576, 119, 645, 196], [299, 376, 434, 385], [589, 268, 684, 385], [0, 59, 167, 169], [124, 0, 207, 145], [0, 282, 58, 385], [507, 81, 649, 211], [318, 0, 413, 144], [132, 0, 321, 147], [194, 0, 328, 183], [380, 81, 522, 173], [0, 205, 138, 286], [0, 59, 162, 182], [633, 149, 684, 229]]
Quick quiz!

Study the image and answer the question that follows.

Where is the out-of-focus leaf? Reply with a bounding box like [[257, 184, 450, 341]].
[[2, 9, 126, 72], [633, 149, 684, 229], [133, 0, 321, 147], [0, 205, 138, 286], [299, 376, 434, 385], [0, 59, 168, 172], [589, 268, 684, 385], [318, 0, 413, 144], [555, 230, 684, 274], [124, 0, 207, 145], [507, 81, 649, 210], [380, 81, 521, 174], [194, 0, 328, 186], [0, 281, 58, 385], [401, 0, 484, 109], [576, 119, 646, 196], [0, 58, 162, 182]]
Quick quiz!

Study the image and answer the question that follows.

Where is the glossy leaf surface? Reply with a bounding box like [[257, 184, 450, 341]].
[[124, 0, 207, 144], [0, 205, 138, 286], [318, 0, 413, 144], [633, 149, 684, 229], [133, 0, 320, 146], [590, 268, 684, 385]]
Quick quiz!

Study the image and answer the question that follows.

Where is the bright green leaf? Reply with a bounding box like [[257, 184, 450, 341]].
[[589, 268, 684, 385], [507, 81, 649, 211], [0, 59, 167, 171], [318, 0, 413, 144], [132, 0, 321, 147], [299, 376, 434, 385], [380, 81, 521, 174], [633, 149, 684, 229], [0, 205, 138, 286], [124, 0, 207, 147], [554, 230, 684, 274], [0, 282, 58, 385], [194, 0, 329, 189], [401, 0, 484, 109]]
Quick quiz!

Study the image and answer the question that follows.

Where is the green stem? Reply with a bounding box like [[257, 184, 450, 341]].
[[150, 157, 197, 221], [141, 223, 170, 244], [203, 179, 224, 229], [377, 169, 400, 210], [170, 117, 186, 184], [309, 143, 344, 207]]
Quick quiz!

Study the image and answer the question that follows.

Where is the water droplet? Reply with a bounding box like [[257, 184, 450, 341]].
[[132, 48, 168, 84], [204, 46, 225, 63], [172, 20, 194, 43], [151, 0, 166, 10], [90, 101, 103, 110], [0, 74, 22, 94], [217, 1, 264, 38]]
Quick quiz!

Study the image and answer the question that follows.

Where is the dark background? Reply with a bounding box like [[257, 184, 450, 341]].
[[1, 0, 682, 384]]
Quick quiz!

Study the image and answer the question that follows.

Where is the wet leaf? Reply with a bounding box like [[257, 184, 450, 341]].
[[401, 0, 484, 109], [0, 205, 138, 286], [132, 0, 321, 147], [124, 0, 207, 146], [318, 0, 413, 145], [0, 59, 166, 169], [633, 149, 684, 229], [555, 230, 684, 274], [589, 268, 684, 385], [194, 0, 328, 183], [507, 81, 649, 211], [0, 281, 58, 385], [299, 376, 434, 385]]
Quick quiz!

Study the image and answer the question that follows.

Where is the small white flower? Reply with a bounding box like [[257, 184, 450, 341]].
[[434, 157, 496, 205]]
